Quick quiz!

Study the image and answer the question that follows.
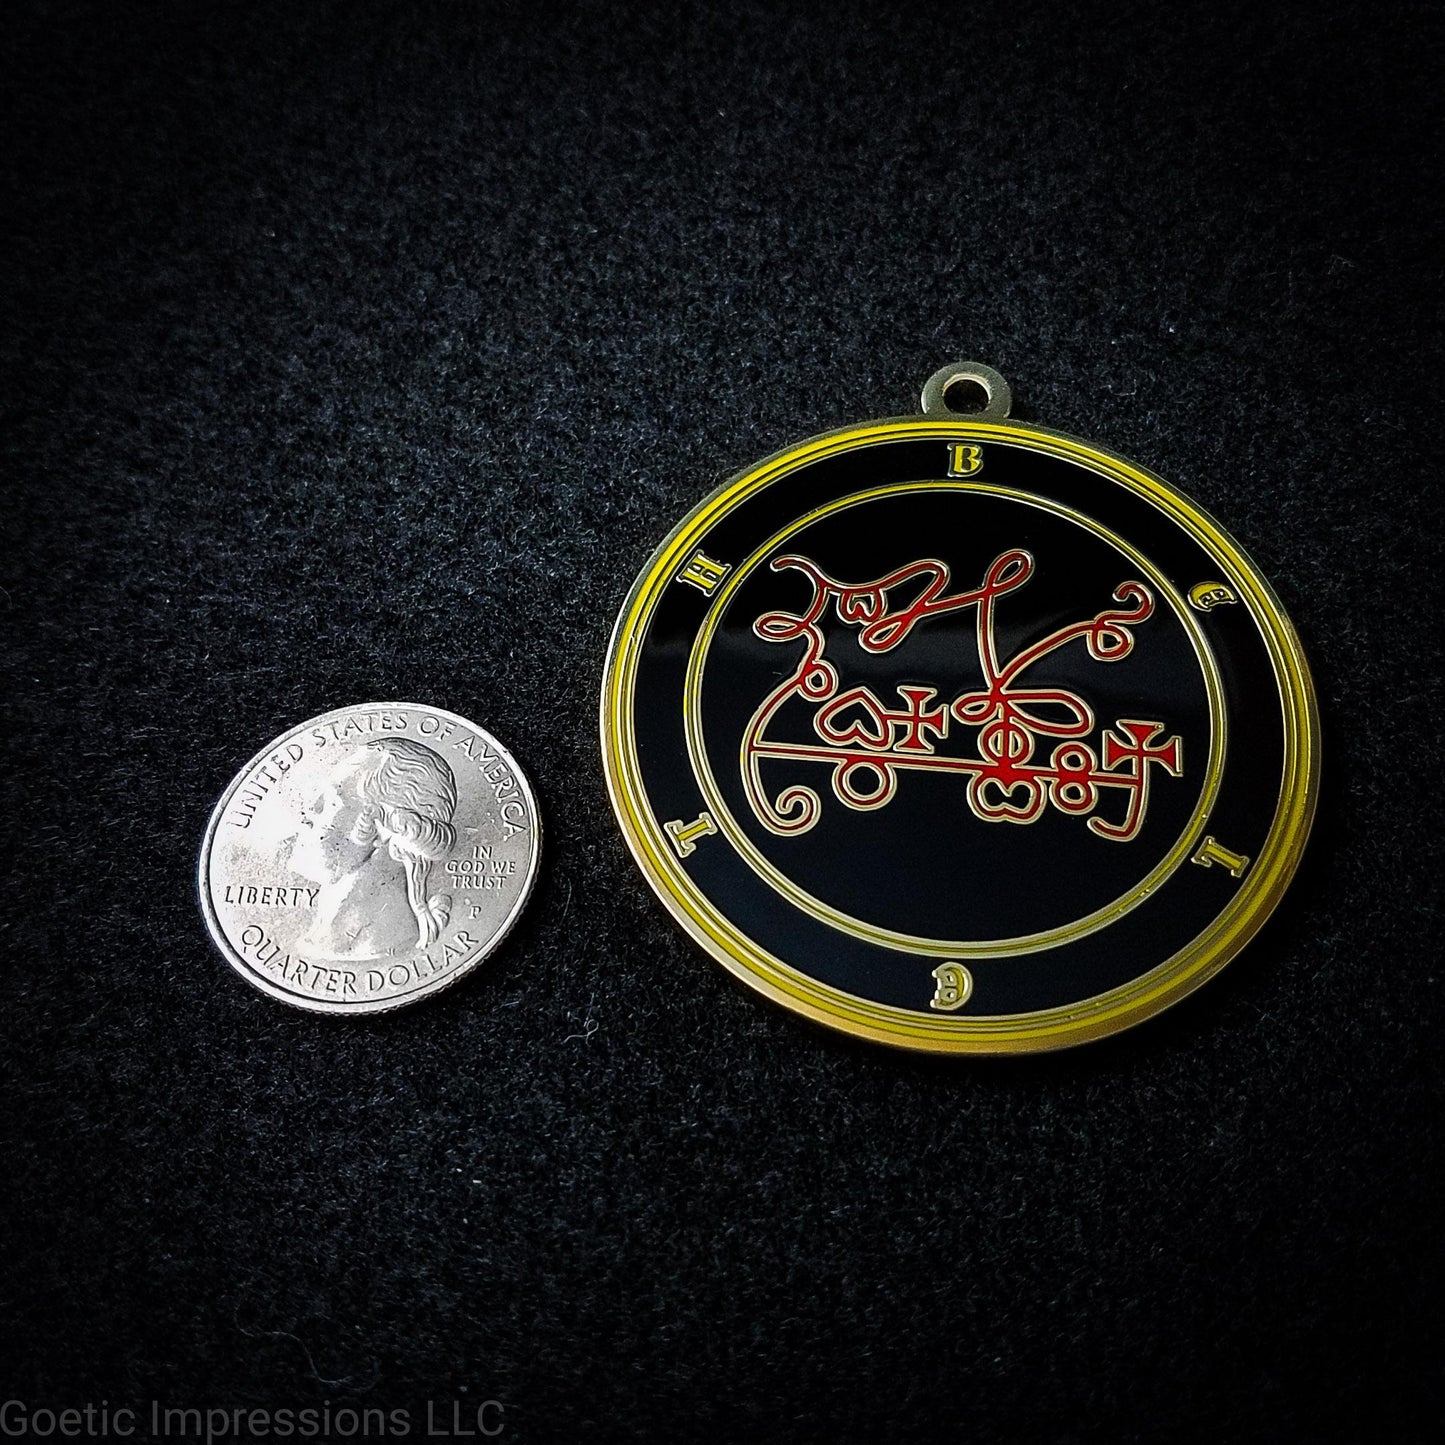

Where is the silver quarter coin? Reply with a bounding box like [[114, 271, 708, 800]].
[[198, 703, 541, 1014]]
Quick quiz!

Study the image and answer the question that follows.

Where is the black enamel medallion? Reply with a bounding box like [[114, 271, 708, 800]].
[[602, 366, 1318, 1052]]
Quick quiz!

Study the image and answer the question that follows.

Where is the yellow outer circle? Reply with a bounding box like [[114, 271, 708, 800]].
[[599, 417, 1321, 1054]]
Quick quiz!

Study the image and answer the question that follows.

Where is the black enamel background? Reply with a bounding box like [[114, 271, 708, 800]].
[[699, 488, 1212, 942], [628, 434, 1289, 1018]]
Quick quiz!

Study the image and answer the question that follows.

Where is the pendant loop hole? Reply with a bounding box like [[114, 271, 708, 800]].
[[921, 362, 1012, 419], [943, 376, 991, 413]]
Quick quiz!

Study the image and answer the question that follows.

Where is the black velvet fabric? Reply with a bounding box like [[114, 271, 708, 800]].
[[3, 1, 1442, 1439]]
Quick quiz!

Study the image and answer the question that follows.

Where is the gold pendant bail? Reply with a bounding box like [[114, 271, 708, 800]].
[[920, 362, 1013, 420]]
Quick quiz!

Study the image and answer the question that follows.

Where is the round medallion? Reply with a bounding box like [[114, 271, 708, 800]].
[[602, 366, 1319, 1052]]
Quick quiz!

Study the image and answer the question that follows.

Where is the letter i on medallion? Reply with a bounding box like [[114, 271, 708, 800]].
[[601, 364, 1320, 1052]]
